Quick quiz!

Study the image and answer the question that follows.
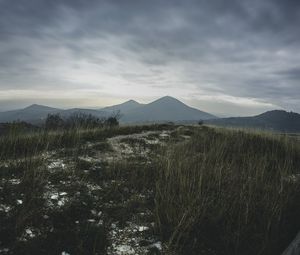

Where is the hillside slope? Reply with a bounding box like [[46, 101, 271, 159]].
[[206, 110, 300, 132], [0, 104, 61, 123]]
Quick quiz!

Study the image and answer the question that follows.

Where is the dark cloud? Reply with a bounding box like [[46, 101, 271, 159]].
[[277, 68, 300, 80], [0, 0, 299, 114]]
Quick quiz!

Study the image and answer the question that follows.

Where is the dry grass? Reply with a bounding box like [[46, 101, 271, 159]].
[[1, 124, 299, 254], [155, 126, 300, 255]]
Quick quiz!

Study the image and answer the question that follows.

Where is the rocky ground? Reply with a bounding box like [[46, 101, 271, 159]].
[[0, 126, 194, 254]]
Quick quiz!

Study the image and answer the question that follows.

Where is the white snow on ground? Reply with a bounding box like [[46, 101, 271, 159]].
[[150, 241, 162, 251], [106, 130, 171, 162], [16, 199, 23, 205], [86, 183, 102, 191], [0, 128, 183, 253], [0, 248, 9, 254], [114, 244, 135, 255], [0, 204, 11, 213], [44, 186, 69, 209], [138, 226, 149, 232], [78, 156, 94, 163], [48, 160, 66, 170], [107, 221, 161, 255], [159, 131, 170, 138], [283, 174, 300, 184], [19, 227, 41, 242], [9, 178, 21, 185]]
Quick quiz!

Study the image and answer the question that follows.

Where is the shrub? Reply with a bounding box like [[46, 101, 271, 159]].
[[45, 114, 64, 130], [105, 117, 119, 127]]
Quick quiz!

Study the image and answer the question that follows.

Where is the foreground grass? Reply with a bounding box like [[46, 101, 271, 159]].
[[156, 126, 300, 254], [0, 124, 175, 160], [0, 124, 299, 254], [0, 124, 177, 254]]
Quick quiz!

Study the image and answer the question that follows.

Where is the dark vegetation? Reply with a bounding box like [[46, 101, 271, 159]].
[[0, 122, 176, 254], [0, 122, 39, 137], [0, 121, 299, 255], [45, 113, 121, 131], [156, 127, 300, 254]]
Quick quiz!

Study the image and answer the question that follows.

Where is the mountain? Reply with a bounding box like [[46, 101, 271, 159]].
[[0, 105, 109, 124], [0, 104, 61, 123], [206, 110, 300, 133], [1, 99, 299, 132], [0, 97, 216, 124], [101, 100, 143, 114], [121, 96, 216, 123]]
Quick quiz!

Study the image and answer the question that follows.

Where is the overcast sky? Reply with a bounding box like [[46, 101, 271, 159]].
[[0, 0, 299, 116]]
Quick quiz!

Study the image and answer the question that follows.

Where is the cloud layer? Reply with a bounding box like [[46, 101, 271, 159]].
[[0, 0, 299, 115]]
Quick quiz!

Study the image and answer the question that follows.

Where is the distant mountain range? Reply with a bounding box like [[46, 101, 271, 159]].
[[0, 104, 61, 123], [0, 104, 110, 124], [0, 96, 215, 124], [0, 97, 299, 132], [205, 110, 300, 133], [103, 96, 216, 123]]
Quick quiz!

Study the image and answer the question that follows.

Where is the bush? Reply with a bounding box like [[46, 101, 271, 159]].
[[105, 117, 119, 127], [64, 113, 105, 129], [45, 114, 64, 130], [45, 112, 120, 130]]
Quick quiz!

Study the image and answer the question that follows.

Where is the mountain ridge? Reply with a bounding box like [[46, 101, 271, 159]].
[[206, 110, 300, 133], [0, 96, 216, 124], [122, 96, 216, 123], [101, 100, 143, 114], [1, 97, 299, 132]]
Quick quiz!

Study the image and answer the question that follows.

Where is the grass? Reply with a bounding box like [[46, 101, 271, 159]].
[[155, 126, 300, 254], [0, 124, 299, 254], [0, 123, 175, 254], [0, 123, 175, 160]]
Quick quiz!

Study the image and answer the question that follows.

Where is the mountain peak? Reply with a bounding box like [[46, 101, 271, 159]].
[[102, 99, 142, 113], [151, 96, 183, 105], [23, 104, 59, 112], [123, 99, 140, 105], [122, 96, 216, 122], [160, 96, 178, 100], [25, 104, 47, 110]]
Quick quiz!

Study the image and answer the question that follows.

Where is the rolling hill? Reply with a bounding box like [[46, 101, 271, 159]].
[[206, 110, 300, 133], [0, 105, 109, 124], [0, 104, 61, 123]]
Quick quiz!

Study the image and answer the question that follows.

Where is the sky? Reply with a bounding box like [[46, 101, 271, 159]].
[[0, 0, 299, 116]]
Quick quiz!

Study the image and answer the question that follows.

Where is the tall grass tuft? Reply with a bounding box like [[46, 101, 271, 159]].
[[0, 123, 175, 160], [155, 127, 300, 255]]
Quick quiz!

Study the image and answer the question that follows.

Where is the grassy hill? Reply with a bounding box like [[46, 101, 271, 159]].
[[0, 124, 299, 254]]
